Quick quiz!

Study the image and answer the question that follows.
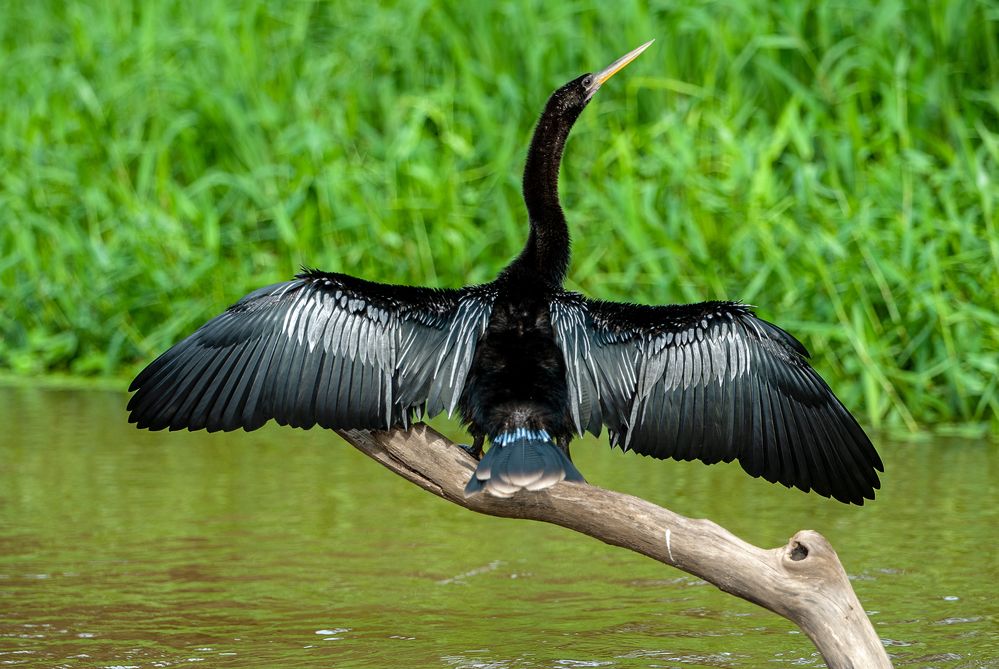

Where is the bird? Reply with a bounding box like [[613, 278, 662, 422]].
[[128, 41, 883, 504]]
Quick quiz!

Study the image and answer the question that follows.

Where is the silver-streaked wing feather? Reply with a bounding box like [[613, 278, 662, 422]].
[[551, 294, 882, 504], [128, 271, 495, 432]]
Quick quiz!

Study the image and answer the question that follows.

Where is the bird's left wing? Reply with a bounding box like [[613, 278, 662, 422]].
[[128, 269, 495, 432], [550, 293, 883, 504]]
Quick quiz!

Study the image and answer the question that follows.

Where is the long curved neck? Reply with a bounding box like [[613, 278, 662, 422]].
[[514, 102, 582, 287]]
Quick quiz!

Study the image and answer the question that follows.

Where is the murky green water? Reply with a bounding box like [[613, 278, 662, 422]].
[[0, 386, 995, 668]]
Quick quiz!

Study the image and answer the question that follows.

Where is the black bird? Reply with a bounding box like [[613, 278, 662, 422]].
[[128, 41, 883, 504]]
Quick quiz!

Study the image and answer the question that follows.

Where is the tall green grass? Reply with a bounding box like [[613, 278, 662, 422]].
[[1, 1, 996, 431]]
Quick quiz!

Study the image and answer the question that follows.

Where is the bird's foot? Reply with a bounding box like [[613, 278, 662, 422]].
[[457, 435, 484, 460], [457, 443, 483, 460]]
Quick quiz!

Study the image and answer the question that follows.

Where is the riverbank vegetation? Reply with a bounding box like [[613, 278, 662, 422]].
[[1, 1, 996, 431]]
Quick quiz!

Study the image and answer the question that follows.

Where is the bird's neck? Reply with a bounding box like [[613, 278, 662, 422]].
[[515, 107, 579, 286]]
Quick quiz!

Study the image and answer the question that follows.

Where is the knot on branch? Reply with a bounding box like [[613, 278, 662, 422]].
[[781, 530, 843, 575]]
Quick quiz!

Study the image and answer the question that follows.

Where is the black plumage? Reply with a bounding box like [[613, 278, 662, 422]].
[[128, 41, 883, 504]]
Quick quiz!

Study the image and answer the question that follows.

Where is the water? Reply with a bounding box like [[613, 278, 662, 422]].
[[0, 385, 995, 668]]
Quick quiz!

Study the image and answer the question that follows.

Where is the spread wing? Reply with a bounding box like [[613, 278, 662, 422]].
[[128, 269, 495, 432], [551, 294, 883, 504]]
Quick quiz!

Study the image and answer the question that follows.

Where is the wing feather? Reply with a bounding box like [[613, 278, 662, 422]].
[[191, 341, 244, 430], [129, 271, 495, 433], [551, 295, 882, 504], [220, 335, 266, 430]]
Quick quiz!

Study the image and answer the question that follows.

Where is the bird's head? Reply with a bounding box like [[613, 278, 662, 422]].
[[543, 40, 654, 121]]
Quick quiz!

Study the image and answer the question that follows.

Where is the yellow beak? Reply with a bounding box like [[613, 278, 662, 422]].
[[592, 39, 655, 89]]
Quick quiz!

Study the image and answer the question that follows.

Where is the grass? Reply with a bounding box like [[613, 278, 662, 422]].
[[0, 0, 996, 431]]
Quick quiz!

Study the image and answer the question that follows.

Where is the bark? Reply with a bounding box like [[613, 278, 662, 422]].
[[336, 424, 892, 669]]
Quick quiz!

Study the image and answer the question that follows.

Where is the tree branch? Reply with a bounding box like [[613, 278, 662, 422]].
[[337, 424, 892, 668]]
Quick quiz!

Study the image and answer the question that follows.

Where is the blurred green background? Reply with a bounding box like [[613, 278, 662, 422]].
[[1, 0, 996, 432]]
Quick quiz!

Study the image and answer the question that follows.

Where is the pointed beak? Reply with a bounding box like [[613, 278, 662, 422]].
[[586, 39, 654, 95]]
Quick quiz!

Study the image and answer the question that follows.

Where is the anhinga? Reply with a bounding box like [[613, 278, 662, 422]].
[[128, 41, 883, 504]]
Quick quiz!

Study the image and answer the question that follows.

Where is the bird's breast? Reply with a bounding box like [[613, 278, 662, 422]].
[[457, 296, 573, 437]]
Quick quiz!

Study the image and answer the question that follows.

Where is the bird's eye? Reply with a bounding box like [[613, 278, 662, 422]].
[[582, 75, 594, 89]]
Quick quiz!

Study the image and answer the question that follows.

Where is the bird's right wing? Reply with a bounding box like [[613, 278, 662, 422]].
[[550, 293, 882, 504], [128, 269, 496, 432]]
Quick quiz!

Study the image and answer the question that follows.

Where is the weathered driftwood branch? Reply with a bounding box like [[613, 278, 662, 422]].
[[336, 424, 892, 669]]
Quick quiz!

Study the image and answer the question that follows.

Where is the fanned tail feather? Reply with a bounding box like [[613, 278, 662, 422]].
[[464, 429, 585, 498]]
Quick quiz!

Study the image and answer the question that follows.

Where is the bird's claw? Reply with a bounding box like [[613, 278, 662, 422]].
[[457, 443, 482, 460]]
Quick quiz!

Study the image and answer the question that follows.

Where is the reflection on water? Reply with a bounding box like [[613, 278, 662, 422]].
[[0, 385, 996, 667]]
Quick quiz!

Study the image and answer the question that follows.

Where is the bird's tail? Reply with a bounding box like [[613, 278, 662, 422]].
[[464, 428, 585, 498]]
